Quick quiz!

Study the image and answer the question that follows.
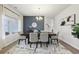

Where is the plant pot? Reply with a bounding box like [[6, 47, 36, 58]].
[[77, 34, 79, 38]]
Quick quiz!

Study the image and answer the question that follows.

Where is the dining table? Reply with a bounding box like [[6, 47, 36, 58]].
[[20, 32, 57, 44]]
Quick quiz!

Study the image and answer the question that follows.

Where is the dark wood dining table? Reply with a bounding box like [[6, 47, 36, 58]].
[[20, 32, 57, 44]]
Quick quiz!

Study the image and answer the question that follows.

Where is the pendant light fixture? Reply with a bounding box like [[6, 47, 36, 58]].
[[35, 8, 43, 21]]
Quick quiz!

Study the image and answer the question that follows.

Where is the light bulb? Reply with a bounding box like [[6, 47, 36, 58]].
[[35, 16, 39, 20], [39, 16, 43, 20], [35, 16, 43, 21]]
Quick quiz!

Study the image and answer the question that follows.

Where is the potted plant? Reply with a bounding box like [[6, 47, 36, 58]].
[[72, 23, 79, 38]]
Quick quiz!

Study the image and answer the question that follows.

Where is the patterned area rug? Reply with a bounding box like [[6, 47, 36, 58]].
[[5, 39, 72, 54]]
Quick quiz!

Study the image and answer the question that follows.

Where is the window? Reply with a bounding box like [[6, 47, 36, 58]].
[[4, 16, 19, 35]]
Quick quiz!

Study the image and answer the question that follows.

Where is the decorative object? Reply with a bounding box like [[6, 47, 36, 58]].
[[60, 14, 76, 26], [32, 22, 37, 28], [66, 14, 76, 25], [46, 23, 50, 28], [61, 21, 66, 26], [23, 16, 44, 33], [67, 16, 71, 22]]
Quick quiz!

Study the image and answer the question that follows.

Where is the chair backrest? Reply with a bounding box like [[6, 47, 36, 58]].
[[40, 32, 48, 42], [29, 33, 38, 42], [56, 32, 59, 37], [51, 32, 59, 39], [33, 29, 38, 32], [20, 36, 26, 39]]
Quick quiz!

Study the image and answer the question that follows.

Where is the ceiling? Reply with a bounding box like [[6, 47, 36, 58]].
[[10, 4, 70, 17]]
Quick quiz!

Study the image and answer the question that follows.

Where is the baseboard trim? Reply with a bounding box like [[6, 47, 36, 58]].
[[60, 40, 79, 54], [0, 40, 18, 54]]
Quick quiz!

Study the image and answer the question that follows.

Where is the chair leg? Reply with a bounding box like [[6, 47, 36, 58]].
[[36, 43, 38, 48], [33, 43, 38, 53], [46, 43, 48, 47], [30, 43, 32, 48], [18, 39, 20, 44], [40, 43, 42, 47], [51, 40, 52, 44], [57, 39, 58, 44], [57, 39, 59, 46], [25, 39, 26, 45]]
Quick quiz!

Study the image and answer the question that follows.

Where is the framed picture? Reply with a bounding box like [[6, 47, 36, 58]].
[[66, 14, 76, 25], [61, 14, 76, 26]]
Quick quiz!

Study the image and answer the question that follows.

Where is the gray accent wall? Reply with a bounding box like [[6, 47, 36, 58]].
[[23, 16, 44, 33]]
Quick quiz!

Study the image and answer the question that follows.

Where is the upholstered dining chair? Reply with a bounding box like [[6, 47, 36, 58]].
[[29, 33, 38, 48], [51, 32, 59, 45], [39, 32, 49, 47], [18, 35, 26, 45]]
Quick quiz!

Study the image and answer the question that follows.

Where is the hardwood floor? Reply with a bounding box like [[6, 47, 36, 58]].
[[4, 39, 72, 54], [60, 40, 79, 54], [0, 41, 18, 54], [0, 39, 78, 54]]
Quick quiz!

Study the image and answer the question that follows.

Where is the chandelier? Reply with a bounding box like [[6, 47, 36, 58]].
[[35, 16, 43, 21], [35, 8, 43, 21]]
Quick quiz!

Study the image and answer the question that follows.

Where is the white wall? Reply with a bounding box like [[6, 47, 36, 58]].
[[44, 17, 54, 32], [54, 5, 79, 50], [0, 5, 4, 50]]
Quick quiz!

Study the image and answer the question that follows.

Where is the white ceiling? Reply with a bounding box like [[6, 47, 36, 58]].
[[11, 4, 70, 17]]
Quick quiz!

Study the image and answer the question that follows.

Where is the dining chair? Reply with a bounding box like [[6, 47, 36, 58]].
[[18, 35, 26, 45], [39, 32, 49, 47], [51, 32, 60, 52], [29, 33, 38, 48], [51, 32, 59, 45]]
